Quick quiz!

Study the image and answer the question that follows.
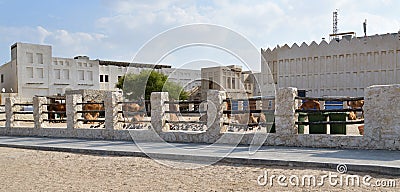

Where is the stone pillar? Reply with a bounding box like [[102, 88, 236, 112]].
[[256, 100, 262, 110], [151, 92, 169, 133], [205, 90, 226, 135], [33, 96, 47, 129], [364, 85, 400, 148], [5, 97, 17, 128], [66, 94, 82, 129], [319, 101, 325, 110], [104, 91, 122, 130], [275, 87, 298, 135]]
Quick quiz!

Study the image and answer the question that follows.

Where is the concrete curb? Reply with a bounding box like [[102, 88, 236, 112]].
[[1, 143, 399, 176]]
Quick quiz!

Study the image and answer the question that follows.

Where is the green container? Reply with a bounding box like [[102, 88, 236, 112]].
[[327, 112, 347, 134], [308, 112, 327, 134], [264, 113, 275, 133], [297, 112, 307, 134]]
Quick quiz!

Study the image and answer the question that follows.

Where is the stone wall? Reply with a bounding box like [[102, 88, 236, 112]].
[[0, 86, 399, 150]]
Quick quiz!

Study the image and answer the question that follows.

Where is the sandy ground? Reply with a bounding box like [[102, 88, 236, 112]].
[[0, 147, 398, 192]]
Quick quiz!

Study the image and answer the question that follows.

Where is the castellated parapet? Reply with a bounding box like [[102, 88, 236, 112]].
[[261, 33, 400, 97]]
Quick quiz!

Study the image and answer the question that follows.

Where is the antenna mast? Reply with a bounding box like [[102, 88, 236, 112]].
[[333, 10, 338, 35], [329, 10, 356, 41], [363, 19, 367, 36]]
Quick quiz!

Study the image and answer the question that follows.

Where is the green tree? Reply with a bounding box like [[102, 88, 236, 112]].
[[116, 70, 188, 100]]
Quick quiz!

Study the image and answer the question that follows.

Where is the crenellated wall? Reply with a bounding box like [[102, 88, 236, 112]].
[[261, 33, 400, 97]]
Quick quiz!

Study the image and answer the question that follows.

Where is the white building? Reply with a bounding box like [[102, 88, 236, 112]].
[[261, 32, 400, 97], [98, 60, 171, 91], [0, 42, 201, 101], [98, 61, 201, 92], [0, 43, 100, 100]]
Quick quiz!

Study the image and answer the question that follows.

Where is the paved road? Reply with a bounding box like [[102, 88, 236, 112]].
[[0, 136, 399, 175]]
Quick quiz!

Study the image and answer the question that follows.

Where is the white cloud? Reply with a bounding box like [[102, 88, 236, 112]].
[[46, 28, 107, 56], [36, 26, 51, 44]]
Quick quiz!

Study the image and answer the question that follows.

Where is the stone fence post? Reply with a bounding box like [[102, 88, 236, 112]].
[[205, 90, 226, 135], [275, 87, 298, 135], [364, 85, 400, 149], [5, 97, 17, 128], [104, 91, 122, 130], [33, 96, 47, 129], [151, 92, 169, 133], [66, 94, 82, 129]]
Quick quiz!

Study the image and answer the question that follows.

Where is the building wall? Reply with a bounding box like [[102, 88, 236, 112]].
[[15, 43, 52, 100], [0, 60, 17, 93], [99, 64, 128, 91], [252, 72, 263, 96], [262, 33, 400, 97], [51, 56, 100, 94]]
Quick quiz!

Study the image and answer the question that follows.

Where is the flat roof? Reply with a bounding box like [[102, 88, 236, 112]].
[[98, 60, 171, 69]]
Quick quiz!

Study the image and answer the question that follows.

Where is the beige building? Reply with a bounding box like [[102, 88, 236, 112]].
[[261, 32, 400, 97], [201, 65, 255, 99], [0, 42, 201, 101]]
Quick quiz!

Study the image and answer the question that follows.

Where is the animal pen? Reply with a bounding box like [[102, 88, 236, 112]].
[[0, 85, 399, 151]]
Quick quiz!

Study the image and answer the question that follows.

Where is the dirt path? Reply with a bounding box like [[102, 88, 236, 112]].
[[0, 147, 398, 191]]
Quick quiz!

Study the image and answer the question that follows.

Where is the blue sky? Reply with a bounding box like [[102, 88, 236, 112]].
[[1, 0, 399, 70]]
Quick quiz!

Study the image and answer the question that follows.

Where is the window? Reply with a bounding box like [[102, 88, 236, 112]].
[[59, 61, 63, 66], [63, 69, 69, 80], [104, 75, 109, 82], [37, 68, 44, 78], [26, 52, 33, 63], [118, 76, 122, 81], [65, 61, 69, 66], [27, 67, 33, 78], [1, 74, 3, 83], [227, 77, 231, 89], [36, 53, 43, 64], [88, 63, 92, 67], [100, 75, 104, 82], [78, 70, 84, 80], [54, 69, 61, 79], [87, 71, 93, 81], [83, 63, 88, 67], [232, 77, 236, 89]]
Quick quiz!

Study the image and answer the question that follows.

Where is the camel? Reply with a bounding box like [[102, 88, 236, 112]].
[[299, 100, 321, 110]]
